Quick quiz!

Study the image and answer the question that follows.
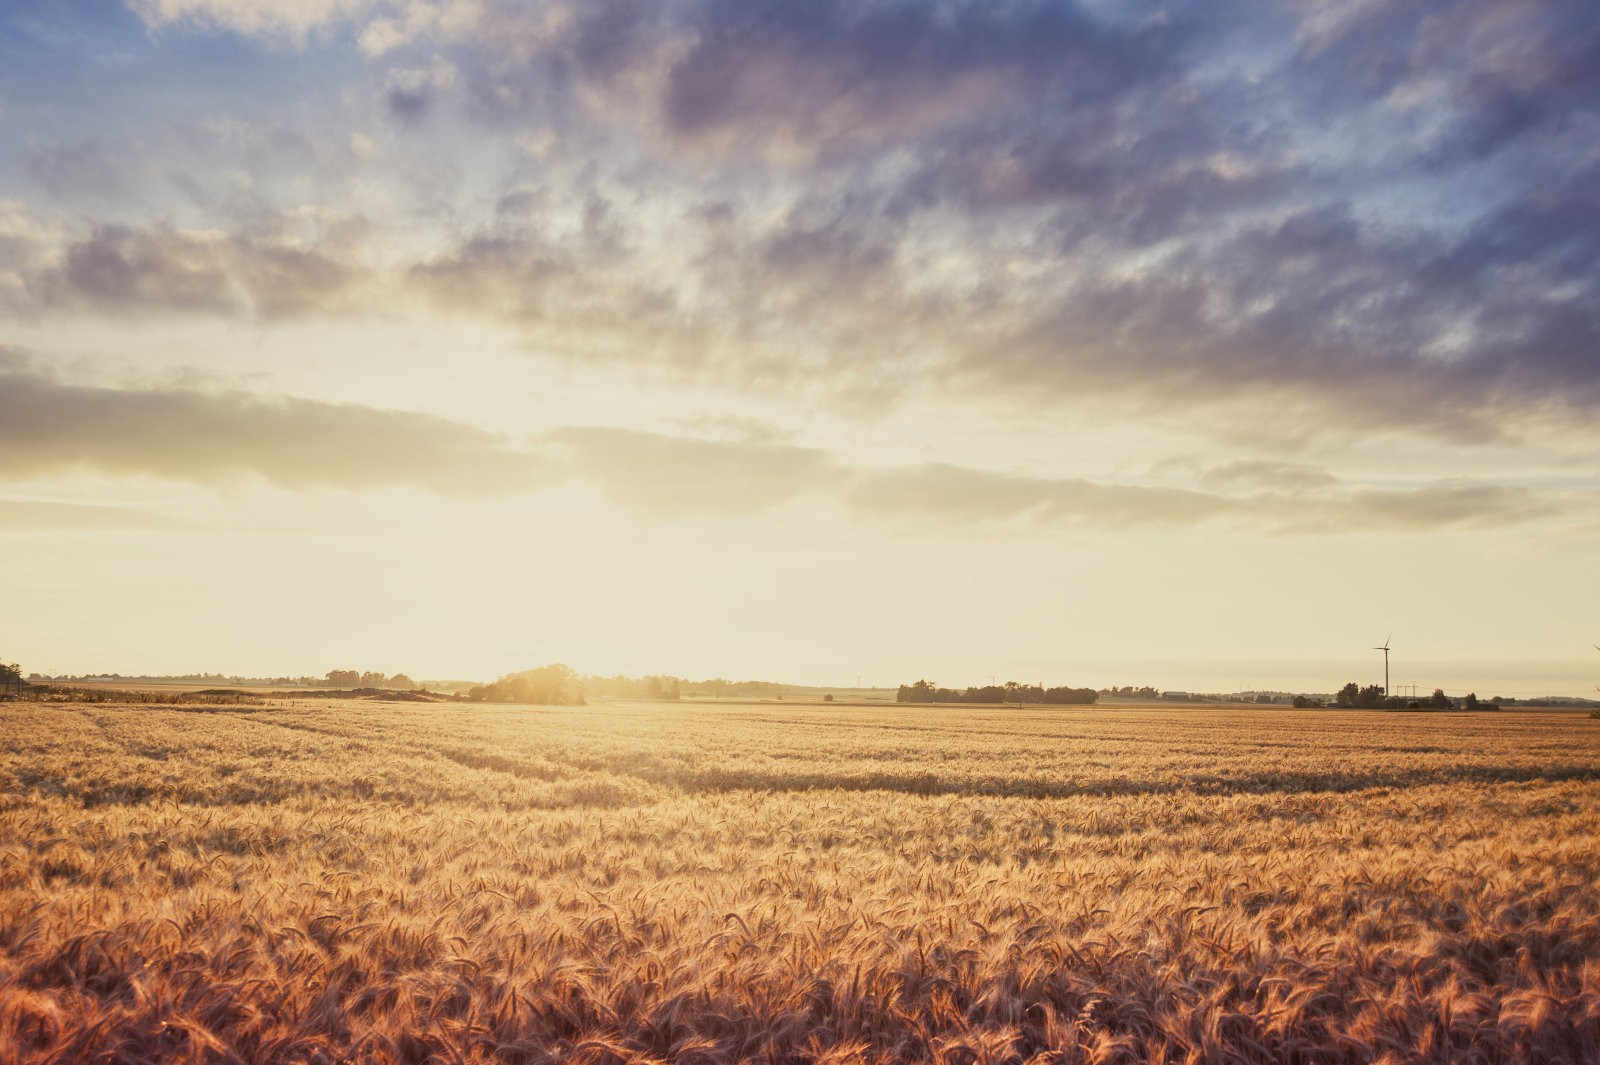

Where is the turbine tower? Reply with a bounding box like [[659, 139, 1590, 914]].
[[1373, 635, 1391, 696]]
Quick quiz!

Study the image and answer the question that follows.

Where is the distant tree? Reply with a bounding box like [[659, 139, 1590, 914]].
[[1463, 692, 1479, 711], [387, 673, 416, 690], [897, 679, 1094, 706], [1333, 682, 1389, 708], [326, 670, 360, 688], [1292, 695, 1321, 708], [0, 660, 22, 693], [469, 664, 583, 705], [1429, 688, 1451, 710], [823, 693, 834, 702], [359, 671, 386, 688]]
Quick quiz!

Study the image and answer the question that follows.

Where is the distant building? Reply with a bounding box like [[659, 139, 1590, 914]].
[[1161, 691, 1191, 701]]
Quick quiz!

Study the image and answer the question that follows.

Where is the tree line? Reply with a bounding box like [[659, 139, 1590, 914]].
[[323, 670, 418, 690], [467, 664, 585, 705], [584, 674, 683, 700], [896, 680, 1098, 705], [466, 667, 686, 704], [24, 670, 426, 689], [1290, 683, 1500, 711]]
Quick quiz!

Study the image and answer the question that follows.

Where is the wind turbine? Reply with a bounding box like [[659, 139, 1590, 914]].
[[1373, 635, 1391, 696]]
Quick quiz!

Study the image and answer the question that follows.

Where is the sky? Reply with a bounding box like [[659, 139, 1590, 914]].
[[2, 0, 1598, 696]]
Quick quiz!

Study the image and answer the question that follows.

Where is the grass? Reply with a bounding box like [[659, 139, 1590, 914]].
[[1, 700, 1598, 1063]]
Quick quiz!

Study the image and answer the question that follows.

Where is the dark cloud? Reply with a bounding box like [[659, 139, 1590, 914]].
[[401, 170, 1600, 444], [29, 0, 1600, 449], [51, 224, 233, 312], [386, 85, 432, 121], [383, 60, 456, 124], [360, 0, 1599, 444], [656, 0, 1175, 153], [958, 192, 1600, 443], [0, 367, 542, 494], [1288, 0, 1600, 168]]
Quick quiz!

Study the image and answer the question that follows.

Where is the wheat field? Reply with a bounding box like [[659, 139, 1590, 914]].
[[2, 700, 1598, 1064]]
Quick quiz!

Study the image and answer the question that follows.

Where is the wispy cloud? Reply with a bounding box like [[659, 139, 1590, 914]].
[[1198, 461, 1340, 492], [26, 223, 369, 319], [548, 427, 1588, 534], [1, 367, 1578, 532], [0, 499, 178, 531]]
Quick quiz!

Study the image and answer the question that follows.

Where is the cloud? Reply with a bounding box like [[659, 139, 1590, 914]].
[[397, 175, 1600, 445], [126, 0, 386, 46], [27, 223, 368, 319], [384, 57, 458, 123], [39, 2, 1600, 449], [0, 354, 1580, 531], [447, 1, 1600, 443], [1288, 0, 1600, 167], [670, 414, 795, 446], [0, 500, 178, 532], [936, 194, 1600, 444], [846, 464, 1236, 529], [1199, 461, 1340, 492], [549, 427, 1587, 534], [654, 0, 1172, 156], [24, 139, 132, 201], [1282, 482, 1563, 535], [0, 366, 543, 494]]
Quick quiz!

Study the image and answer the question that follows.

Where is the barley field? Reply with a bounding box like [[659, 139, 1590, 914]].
[[2, 700, 1598, 1064]]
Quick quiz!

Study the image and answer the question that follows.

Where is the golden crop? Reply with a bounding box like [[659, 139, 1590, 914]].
[[2, 700, 1597, 1064]]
